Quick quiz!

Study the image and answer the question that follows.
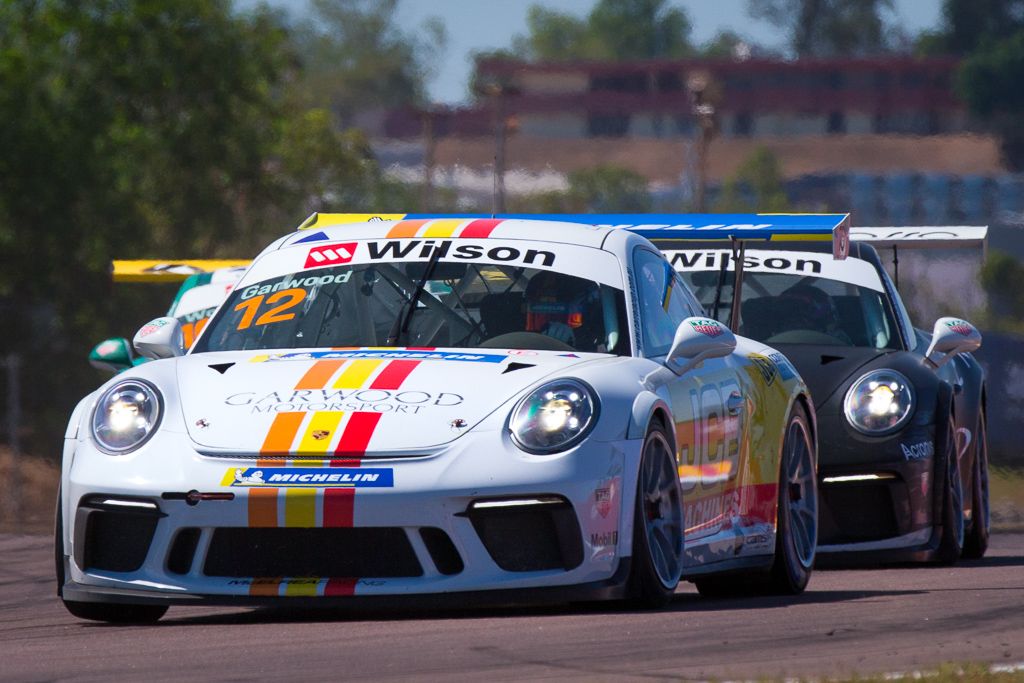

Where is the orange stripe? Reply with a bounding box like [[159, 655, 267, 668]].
[[248, 488, 279, 527], [386, 219, 429, 238], [260, 412, 305, 459], [295, 360, 346, 390]]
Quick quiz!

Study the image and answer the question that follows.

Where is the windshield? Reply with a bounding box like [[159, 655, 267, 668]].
[[675, 251, 901, 349], [194, 260, 629, 355]]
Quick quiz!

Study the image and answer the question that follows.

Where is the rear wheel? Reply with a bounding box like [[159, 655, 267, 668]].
[[766, 401, 817, 594], [55, 487, 167, 624], [935, 418, 965, 564], [626, 423, 684, 608], [963, 410, 990, 559]]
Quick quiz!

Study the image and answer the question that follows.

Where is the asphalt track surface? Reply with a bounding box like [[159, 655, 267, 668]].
[[2, 533, 1023, 682]]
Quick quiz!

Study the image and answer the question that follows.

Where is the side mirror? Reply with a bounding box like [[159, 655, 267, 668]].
[[133, 317, 185, 360], [88, 337, 136, 373], [925, 317, 981, 369], [666, 317, 737, 374]]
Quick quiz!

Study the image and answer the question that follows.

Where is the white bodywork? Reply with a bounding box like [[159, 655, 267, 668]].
[[61, 218, 809, 603]]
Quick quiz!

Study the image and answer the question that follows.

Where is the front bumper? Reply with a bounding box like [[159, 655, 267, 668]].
[[816, 420, 942, 563], [61, 428, 640, 603]]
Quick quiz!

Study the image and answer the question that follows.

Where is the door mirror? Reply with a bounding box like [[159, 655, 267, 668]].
[[133, 317, 185, 360], [925, 317, 981, 369], [88, 337, 136, 373], [666, 317, 737, 374]]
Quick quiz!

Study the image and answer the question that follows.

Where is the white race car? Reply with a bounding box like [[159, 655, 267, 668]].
[[57, 213, 825, 622]]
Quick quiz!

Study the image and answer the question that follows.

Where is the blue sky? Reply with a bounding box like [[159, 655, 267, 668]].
[[246, 0, 944, 105]]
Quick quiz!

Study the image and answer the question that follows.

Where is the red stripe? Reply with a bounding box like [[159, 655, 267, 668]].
[[324, 577, 357, 596], [460, 218, 501, 238], [370, 359, 420, 389], [333, 412, 382, 458], [323, 487, 355, 527]]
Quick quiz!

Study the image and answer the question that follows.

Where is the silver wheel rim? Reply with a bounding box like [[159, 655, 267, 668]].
[[641, 431, 683, 588], [785, 418, 817, 569]]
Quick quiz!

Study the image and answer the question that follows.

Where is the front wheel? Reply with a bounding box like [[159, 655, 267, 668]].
[[963, 410, 990, 559], [626, 423, 684, 608]]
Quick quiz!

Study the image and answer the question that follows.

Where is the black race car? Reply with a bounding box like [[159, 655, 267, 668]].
[[663, 235, 989, 564]]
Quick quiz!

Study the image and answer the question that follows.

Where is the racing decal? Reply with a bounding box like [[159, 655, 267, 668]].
[[384, 218, 502, 239], [685, 482, 778, 533], [180, 315, 212, 348], [767, 351, 797, 381], [233, 288, 307, 330], [239, 272, 352, 300], [224, 467, 394, 488], [689, 318, 724, 337], [305, 242, 357, 268], [663, 249, 885, 292], [946, 319, 973, 336], [137, 318, 170, 337], [257, 349, 508, 364], [901, 441, 935, 461], [746, 353, 778, 385], [587, 476, 622, 562], [294, 230, 330, 244], [365, 239, 555, 268]]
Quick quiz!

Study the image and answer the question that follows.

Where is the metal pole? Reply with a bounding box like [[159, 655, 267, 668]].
[[4, 354, 20, 522], [493, 89, 507, 214]]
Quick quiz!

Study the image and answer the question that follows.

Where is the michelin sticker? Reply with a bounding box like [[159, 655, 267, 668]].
[[225, 467, 394, 488]]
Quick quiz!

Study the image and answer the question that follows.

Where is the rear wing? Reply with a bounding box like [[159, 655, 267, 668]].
[[851, 226, 988, 288], [111, 259, 252, 283], [297, 212, 851, 260]]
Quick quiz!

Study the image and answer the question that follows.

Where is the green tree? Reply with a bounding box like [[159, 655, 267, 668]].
[[511, 0, 693, 61], [917, 0, 1024, 55], [979, 249, 1024, 330], [0, 0, 408, 445], [289, 0, 446, 126], [748, 0, 897, 57], [715, 148, 790, 212]]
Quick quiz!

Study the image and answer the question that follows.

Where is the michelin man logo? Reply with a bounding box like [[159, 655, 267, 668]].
[[234, 469, 265, 485]]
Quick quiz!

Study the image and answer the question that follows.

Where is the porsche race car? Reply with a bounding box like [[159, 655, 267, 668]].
[[89, 261, 248, 372], [57, 213, 826, 622], [654, 221, 988, 564]]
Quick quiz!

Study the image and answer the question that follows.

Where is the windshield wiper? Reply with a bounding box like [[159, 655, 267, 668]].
[[385, 245, 443, 346]]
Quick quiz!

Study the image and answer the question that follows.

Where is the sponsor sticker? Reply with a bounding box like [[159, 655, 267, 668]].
[[767, 351, 797, 381], [305, 243, 357, 268], [747, 353, 778, 385], [946, 319, 973, 336], [901, 441, 935, 461], [224, 467, 394, 488], [224, 388, 464, 415], [256, 349, 508, 364], [689, 318, 724, 337], [138, 318, 170, 337]]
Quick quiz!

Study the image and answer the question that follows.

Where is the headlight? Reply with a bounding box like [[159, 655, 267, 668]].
[[843, 370, 914, 434], [91, 380, 162, 453], [509, 379, 598, 454]]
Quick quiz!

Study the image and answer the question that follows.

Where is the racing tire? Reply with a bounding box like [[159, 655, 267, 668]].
[[54, 487, 167, 624], [935, 417, 965, 565], [626, 422, 684, 608], [695, 403, 817, 597], [962, 410, 990, 560], [765, 401, 817, 594]]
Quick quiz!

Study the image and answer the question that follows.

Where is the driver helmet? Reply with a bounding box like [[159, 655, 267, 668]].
[[779, 284, 840, 333], [523, 271, 600, 337]]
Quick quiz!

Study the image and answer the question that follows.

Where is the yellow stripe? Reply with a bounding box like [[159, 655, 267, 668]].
[[296, 412, 345, 454], [283, 579, 321, 597], [300, 213, 407, 230], [422, 218, 463, 238], [111, 259, 251, 283], [333, 359, 382, 389], [284, 488, 317, 527]]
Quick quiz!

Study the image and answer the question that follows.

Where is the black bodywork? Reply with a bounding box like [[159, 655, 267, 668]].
[[664, 240, 986, 564]]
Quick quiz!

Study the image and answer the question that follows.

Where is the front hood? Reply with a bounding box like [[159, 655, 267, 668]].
[[176, 348, 608, 455], [771, 344, 891, 407]]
